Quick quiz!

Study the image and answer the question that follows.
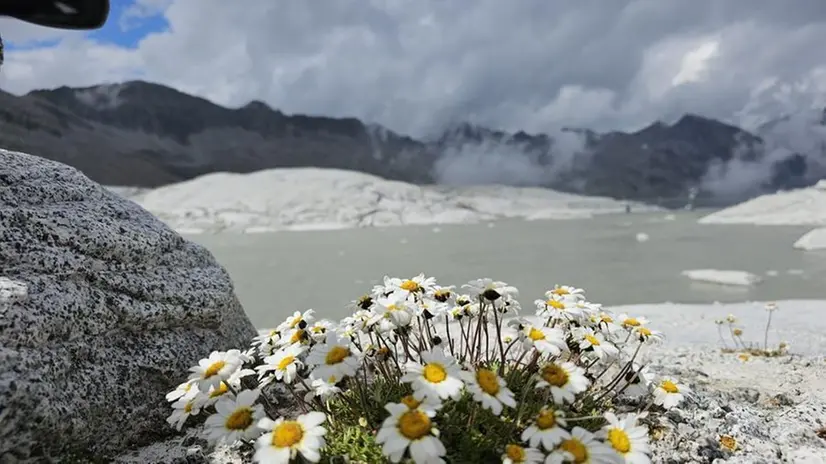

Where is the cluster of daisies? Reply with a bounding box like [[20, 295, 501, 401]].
[[167, 275, 691, 463]]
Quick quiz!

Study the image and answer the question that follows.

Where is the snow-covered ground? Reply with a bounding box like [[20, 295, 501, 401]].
[[604, 299, 826, 354], [794, 227, 826, 251], [681, 269, 764, 287], [699, 180, 826, 225], [107, 168, 661, 234]]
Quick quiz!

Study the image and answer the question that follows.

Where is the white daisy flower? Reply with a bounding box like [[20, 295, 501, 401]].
[[461, 367, 517, 416], [463, 278, 518, 302], [429, 285, 456, 304], [632, 326, 665, 345], [253, 329, 282, 357], [341, 309, 373, 337], [189, 350, 243, 393], [502, 443, 544, 463], [617, 314, 649, 330], [202, 381, 234, 407], [254, 411, 327, 463], [521, 407, 570, 450], [536, 362, 590, 405], [257, 343, 306, 386], [522, 325, 567, 357], [591, 312, 623, 335], [306, 331, 360, 381], [546, 427, 623, 464], [166, 379, 196, 402], [390, 273, 437, 297], [303, 376, 342, 403], [599, 412, 651, 464], [166, 388, 203, 431], [277, 309, 316, 332], [571, 300, 600, 321], [545, 285, 585, 300], [617, 363, 654, 398], [500, 295, 522, 316], [278, 327, 311, 347], [204, 389, 265, 445], [348, 294, 375, 312], [653, 377, 691, 410], [229, 366, 256, 386], [401, 347, 464, 401], [307, 319, 335, 341], [253, 328, 280, 347], [375, 402, 446, 463], [573, 327, 619, 360], [373, 294, 415, 328], [535, 295, 585, 322], [397, 394, 443, 415], [417, 298, 447, 319]]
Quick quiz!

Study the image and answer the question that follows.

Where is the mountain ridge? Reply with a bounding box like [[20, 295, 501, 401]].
[[2, 80, 824, 207]]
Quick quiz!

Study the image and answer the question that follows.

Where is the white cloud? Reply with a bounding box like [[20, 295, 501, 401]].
[[1, 0, 826, 137]]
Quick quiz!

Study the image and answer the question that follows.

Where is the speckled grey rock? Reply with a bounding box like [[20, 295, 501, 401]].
[[0, 149, 257, 462]]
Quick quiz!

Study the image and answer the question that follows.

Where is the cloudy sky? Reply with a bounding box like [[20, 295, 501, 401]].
[[2, 0, 826, 138]]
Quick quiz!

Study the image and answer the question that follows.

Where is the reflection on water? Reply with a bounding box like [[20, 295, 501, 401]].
[[187, 211, 826, 328]]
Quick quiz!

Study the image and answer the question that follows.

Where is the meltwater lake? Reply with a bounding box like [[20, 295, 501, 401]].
[[187, 211, 826, 328]]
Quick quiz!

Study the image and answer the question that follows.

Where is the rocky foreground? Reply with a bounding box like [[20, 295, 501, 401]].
[[648, 349, 826, 463], [0, 149, 257, 461]]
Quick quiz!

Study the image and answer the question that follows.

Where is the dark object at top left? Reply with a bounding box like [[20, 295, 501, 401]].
[[0, 0, 109, 70], [0, 0, 109, 30]]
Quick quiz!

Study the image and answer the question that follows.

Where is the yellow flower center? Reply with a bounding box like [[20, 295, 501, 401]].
[[552, 288, 570, 295], [277, 355, 295, 370], [637, 327, 652, 337], [720, 435, 737, 451], [290, 330, 305, 344], [184, 401, 194, 413], [476, 369, 500, 395], [312, 326, 325, 334], [423, 363, 447, 383], [325, 346, 350, 365], [204, 360, 226, 378], [400, 280, 420, 292], [547, 299, 565, 310], [559, 438, 588, 463], [733, 328, 743, 336], [601, 315, 614, 323], [224, 407, 254, 431], [209, 382, 229, 398], [272, 421, 304, 448], [401, 395, 422, 410], [660, 380, 679, 393], [505, 444, 526, 462], [386, 304, 399, 311], [607, 428, 631, 453], [397, 410, 431, 440], [540, 364, 569, 387], [535, 409, 557, 429], [585, 334, 601, 346], [528, 327, 546, 341], [434, 289, 451, 302], [289, 316, 301, 328], [623, 318, 640, 327]]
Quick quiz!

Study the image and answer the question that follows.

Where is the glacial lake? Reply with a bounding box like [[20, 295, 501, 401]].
[[187, 211, 826, 329]]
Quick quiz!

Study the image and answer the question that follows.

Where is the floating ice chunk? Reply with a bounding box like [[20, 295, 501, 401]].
[[793, 228, 826, 251], [681, 269, 763, 287]]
